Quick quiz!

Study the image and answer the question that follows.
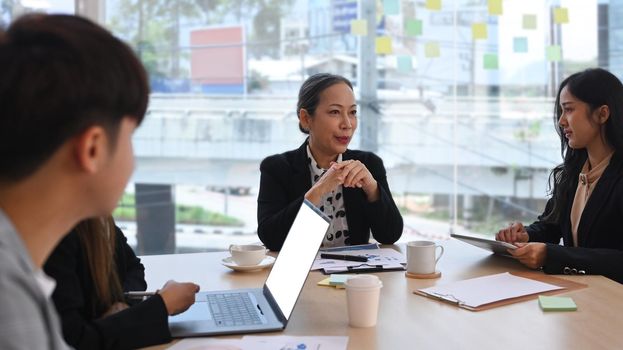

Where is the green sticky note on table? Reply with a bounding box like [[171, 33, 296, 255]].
[[383, 0, 400, 16], [375, 36, 393, 54], [405, 19, 422, 36], [351, 19, 368, 36], [425, 42, 440, 58], [546, 45, 562, 62], [554, 7, 569, 24], [483, 53, 498, 70], [329, 274, 351, 286], [426, 0, 441, 11], [539, 295, 577, 311], [472, 23, 488, 40], [523, 14, 537, 30], [488, 0, 503, 15], [513, 37, 528, 53]]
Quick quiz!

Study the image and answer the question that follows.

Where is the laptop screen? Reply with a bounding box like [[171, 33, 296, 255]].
[[265, 200, 329, 320]]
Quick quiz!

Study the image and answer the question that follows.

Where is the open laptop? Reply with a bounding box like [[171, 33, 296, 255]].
[[451, 233, 517, 257], [169, 199, 330, 337]]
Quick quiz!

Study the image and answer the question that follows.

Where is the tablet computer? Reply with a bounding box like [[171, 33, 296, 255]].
[[450, 233, 517, 257]]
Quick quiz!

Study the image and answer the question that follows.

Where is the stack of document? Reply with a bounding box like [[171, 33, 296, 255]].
[[312, 247, 406, 274]]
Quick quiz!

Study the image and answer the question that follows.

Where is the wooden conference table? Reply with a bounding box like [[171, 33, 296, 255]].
[[142, 239, 623, 349]]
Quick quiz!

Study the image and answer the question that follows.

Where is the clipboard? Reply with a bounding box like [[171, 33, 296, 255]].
[[322, 264, 405, 275], [413, 271, 587, 311]]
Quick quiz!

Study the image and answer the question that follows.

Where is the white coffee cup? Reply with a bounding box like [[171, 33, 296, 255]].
[[344, 274, 383, 327], [228, 244, 267, 266], [406, 241, 444, 275]]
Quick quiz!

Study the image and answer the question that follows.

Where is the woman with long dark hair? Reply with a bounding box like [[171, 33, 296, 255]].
[[45, 216, 199, 349], [257, 73, 403, 251], [496, 68, 623, 283]]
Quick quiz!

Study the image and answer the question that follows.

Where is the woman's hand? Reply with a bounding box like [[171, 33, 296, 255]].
[[496, 222, 529, 243], [508, 243, 546, 269], [158, 280, 200, 316], [304, 163, 346, 206], [334, 160, 379, 202]]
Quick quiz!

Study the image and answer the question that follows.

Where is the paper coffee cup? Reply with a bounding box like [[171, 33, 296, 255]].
[[345, 275, 383, 327]]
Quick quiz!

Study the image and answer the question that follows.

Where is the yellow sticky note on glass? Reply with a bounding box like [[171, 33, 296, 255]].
[[523, 14, 537, 30], [425, 42, 440, 58], [488, 0, 503, 15], [397, 56, 413, 73], [554, 7, 569, 24], [472, 23, 488, 40], [546, 45, 562, 62], [351, 19, 368, 36], [405, 19, 422, 36], [483, 53, 498, 70], [426, 0, 441, 11], [383, 0, 400, 16], [376, 36, 392, 54]]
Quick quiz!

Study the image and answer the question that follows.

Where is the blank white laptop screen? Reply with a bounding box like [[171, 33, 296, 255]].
[[265, 201, 329, 320]]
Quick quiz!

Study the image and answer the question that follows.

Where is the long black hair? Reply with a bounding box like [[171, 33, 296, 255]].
[[544, 68, 623, 222]]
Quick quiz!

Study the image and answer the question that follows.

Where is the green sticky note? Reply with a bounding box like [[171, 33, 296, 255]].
[[405, 19, 423, 36], [546, 45, 562, 62], [375, 36, 393, 54], [539, 295, 577, 311], [513, 37, 528, 53], [425, 42, 440, 58], [488, 0, 503, 15], [329, 274, 351, 286], [426, 0, 441, 11], [383, 0, 400, 16], [472, 23, 488, 40], [523, 14, 537, 30], [397, 56, 413, 73], [554, 7, 569, 24], [351, 19, 368, 36], [483, 53, 498, 70]]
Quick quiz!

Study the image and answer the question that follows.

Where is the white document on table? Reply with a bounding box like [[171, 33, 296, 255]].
[[311, 248, 406, 272], [418, 272, 563, 308], [167, 335, 348, 350]]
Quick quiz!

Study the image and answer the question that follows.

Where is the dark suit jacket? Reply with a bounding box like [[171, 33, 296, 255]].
[[257, 141, 403, 251], [526, 152, 623, 283], [44, 227, 171, 350]]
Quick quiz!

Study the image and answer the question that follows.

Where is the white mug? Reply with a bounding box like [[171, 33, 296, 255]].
[[229, 244, 267, 266], [406, 241, 444, 275]]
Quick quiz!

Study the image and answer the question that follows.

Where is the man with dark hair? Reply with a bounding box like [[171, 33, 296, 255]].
[[0, 14, 149, 349]]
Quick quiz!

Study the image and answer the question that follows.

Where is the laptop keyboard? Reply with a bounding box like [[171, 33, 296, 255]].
[[208, 292, 263, 327]]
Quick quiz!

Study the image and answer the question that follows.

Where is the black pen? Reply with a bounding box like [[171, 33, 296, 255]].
[[320, 253, 368, 262]]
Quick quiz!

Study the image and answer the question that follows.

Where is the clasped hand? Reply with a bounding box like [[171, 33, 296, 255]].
[[306, 160, 379, 205]]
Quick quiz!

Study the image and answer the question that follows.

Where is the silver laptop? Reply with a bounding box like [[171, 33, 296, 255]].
[[169, 199, 330, 337]]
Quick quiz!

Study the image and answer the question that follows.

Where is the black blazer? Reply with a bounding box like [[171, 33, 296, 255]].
[[526, 152, 623, 283], [257, 141, 403, 251], [44, 227, 171, 350]]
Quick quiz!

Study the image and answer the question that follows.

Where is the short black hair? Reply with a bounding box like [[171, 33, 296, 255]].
[[0, 14, 148, 182], [296, 73, 353, 134]]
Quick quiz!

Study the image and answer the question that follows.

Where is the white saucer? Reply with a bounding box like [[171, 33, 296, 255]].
[[221, 256, 276, 272]]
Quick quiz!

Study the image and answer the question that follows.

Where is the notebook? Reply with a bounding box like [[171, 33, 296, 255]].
[[168, 199, 330, 337]]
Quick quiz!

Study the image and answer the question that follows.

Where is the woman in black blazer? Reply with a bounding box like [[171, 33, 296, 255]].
[[496, 68, 623, 283], [257, 73, 403, 251], [44, 217, 199, 349]]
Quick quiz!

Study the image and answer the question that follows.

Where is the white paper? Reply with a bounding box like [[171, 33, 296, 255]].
[[167, 336, 348, 350], [311, 248, 406, 271], [418, 272, 563, 308]]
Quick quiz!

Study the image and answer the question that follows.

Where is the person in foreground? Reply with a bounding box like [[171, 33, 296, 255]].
[[44, 217, 198, 349], [496, 68, 623, 283], [257, 73, 403, 251], [0, 14, 196, 349]]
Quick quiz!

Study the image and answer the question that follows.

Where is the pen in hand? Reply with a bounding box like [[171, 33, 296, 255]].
[[124, 291, 156, 299], [320, 253, 368, 262]]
